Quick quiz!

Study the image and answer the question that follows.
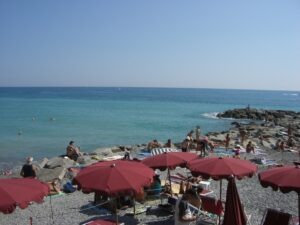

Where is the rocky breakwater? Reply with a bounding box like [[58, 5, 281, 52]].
[[214, 108, 300, 152]]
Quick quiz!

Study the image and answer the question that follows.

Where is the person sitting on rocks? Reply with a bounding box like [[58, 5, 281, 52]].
[[66, 141, 81, 161], [164, 139, 173, 148], [48, 178, 61, 196], [20, 156, 37, 178], [147, 139, 161, 150], [246, 141, 255, 153]]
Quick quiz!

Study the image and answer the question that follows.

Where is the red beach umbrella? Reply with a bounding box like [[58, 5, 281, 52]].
[[74, 160, 154, 225], [222, 176, 246, 225], [0, 178, 50, 214], [258, 163, 300, 225], [74, 160, 154, 196], [187, 157, 257, 180], [188, 157, 257, 225], [85, 219, 122, 225], [142, 152, 198, 170], [142, 152, 198, 194]]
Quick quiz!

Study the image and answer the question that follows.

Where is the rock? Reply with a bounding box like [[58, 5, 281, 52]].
[[76, 155, 95, 166], [37, 158, 48, 169], [92, 147, 114, 157], [45, 157, 76, 169], [37, 167, 67, 182]]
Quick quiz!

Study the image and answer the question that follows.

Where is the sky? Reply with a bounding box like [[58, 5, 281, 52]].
[[0, 1, 299, 90]]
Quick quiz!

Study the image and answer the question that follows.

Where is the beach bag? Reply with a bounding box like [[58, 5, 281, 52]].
[[63, 182, 76, 193]]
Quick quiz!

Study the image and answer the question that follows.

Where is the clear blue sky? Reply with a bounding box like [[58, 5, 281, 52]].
[[0, 1, 299, 90]]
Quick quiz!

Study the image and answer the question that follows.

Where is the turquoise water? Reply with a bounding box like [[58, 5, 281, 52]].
[[0, 87, 299, 164]]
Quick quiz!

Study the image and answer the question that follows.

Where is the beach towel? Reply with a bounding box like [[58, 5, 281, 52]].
[[151, 148, 178, 156], [63, 182, 76, 193]]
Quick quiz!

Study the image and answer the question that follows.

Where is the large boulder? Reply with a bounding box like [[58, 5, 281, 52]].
[[92, 147, 114, 157], [45, 157, 76, 169], [76, 155, 98, 166], [36, 167, 67, 182]]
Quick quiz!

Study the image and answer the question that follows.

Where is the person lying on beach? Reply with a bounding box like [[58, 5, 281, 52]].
[[20, 156, 38, 178], [66, 141, 82, 161]]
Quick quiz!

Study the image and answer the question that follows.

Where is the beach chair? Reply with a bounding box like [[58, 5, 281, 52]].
[[82, 219, 124, 225], [198, 196, 224, 224], [260, 208, 291, 225]]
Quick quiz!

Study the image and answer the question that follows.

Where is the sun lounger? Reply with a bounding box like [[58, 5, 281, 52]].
[[198, 196, 224, 224], [82, 219, 124, 225], [261, 158, 278, 167], [260, 208, 291, 225]]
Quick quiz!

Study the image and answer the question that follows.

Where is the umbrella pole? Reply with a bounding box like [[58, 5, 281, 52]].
[[115, 197, 119, 225], [133, 197, 136, 216], [50, 195, 54, 224], [219, 180, 222, 225], [168, 169, 173, 196], [298, 193, 300, 225]]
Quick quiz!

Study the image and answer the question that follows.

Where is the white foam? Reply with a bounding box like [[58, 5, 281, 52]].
[[202, 112, 219, 119]]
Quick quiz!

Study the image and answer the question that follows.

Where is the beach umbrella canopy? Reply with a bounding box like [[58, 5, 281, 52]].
[[258, 163, 300, 225], [142, 152, 198, 170], [142, 152, 198, 195], [222, 176, 246, 225], [187, 157, 257, 180], [0, 178, 50, 214], [74, 160, 154, 196], [188, 157, 256, 225]]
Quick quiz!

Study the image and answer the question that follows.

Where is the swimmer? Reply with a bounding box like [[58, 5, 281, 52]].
[[18, 130, 23, 136], [49, 117, 56, 121]]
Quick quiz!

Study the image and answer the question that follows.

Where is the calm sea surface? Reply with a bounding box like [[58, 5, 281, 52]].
[[0, 87, 299, 166]]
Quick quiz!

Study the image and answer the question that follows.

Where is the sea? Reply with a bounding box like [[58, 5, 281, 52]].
[[0, 87, 299, 168]]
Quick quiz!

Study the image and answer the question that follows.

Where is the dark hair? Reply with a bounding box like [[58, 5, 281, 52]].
[[185, 188, 199, 199], [196, 186, 204, 194], [69, 141, 74, 145]]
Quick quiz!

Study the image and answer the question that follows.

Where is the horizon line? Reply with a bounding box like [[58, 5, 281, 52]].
[[0, 86, 299, 92]]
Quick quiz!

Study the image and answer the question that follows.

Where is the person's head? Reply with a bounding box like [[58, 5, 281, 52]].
[[183, 188, 199, 201], [26, 156, 33, 164], [167, 139, 171, 143], [196, 186, 204, 194], [69, 141, 74, 145]]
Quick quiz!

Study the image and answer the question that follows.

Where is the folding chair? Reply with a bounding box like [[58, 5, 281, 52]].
[[199, 196, 224, 224], [260, 208, 291, 225]]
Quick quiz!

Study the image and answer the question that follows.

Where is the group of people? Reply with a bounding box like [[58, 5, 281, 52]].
[[181, 127, 215, 157], [147, 138, 175, 150]]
